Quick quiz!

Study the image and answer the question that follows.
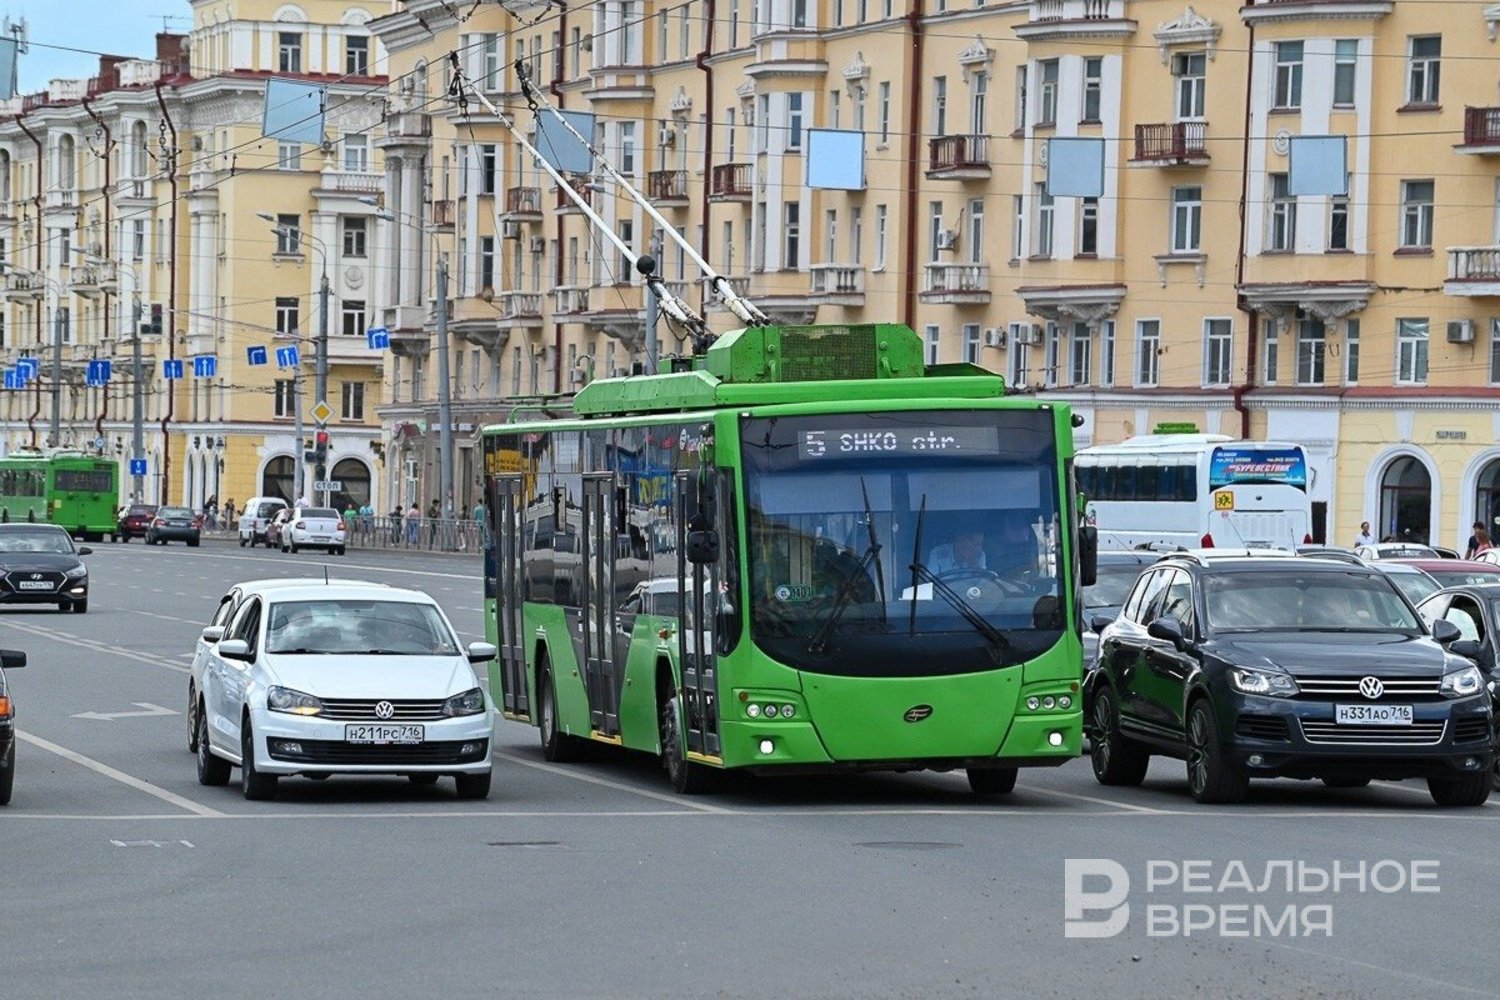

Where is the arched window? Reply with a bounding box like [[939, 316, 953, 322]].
[[261, 456, 296, 503], [1379, 456, 1432, 544], [330, 457, 371, 510], [1475, 459, 1500, 536]]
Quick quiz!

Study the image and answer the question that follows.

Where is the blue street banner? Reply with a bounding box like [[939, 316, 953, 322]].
[[129, 459, 148, 477], [366, 326, 390, 350], [2, 369, 17, 390], [275, 345, 300, 369], [1208, 446, 1309, 489], [247, 345, 268, 366], [163, 359, 185, 380], [193, 355, 217, 378], [16, 357, 37, 381]]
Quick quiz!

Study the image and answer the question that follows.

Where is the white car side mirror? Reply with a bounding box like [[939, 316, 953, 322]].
[[201, 625, 226, 643], [218, 639, 253, 662], [466, 641, 498, 663]]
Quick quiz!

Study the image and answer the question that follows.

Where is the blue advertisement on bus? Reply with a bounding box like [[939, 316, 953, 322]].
[[1209, 446, 1308, 489]]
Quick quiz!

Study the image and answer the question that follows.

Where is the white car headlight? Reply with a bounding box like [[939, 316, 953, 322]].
[[64, 564, 87, 579], [266, 685, 324, 716], [1229, 667, 1299, 698], [442, 687, 486, 717], [1441, 665, 1484, 698]]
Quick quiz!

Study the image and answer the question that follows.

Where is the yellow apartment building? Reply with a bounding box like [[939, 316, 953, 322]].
[[369, 0, 1500, 547], [0, 0, 389, 511]]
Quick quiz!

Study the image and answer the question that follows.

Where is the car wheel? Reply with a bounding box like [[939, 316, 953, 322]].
[[1089, 686, 1150, 786], [1321, 777, 1371, 789], [187, 683, 199, 753], [0, 741, 14, 806], [660, 694, 715, 795], [72, 600, 88, 614], [408, 773, 439, 786], [188, 538, 200, 548], [538, 665, 586, 763], [454, 771, 492, 799], [966, 766, 1018, 794], [336, 547, 346, 556], [1428, 771, 1491, 807], [1185, 700, 1248, 804], [240, 720, 278, 801], [196, 709, 231, 786], [290, 543, 299, 555]]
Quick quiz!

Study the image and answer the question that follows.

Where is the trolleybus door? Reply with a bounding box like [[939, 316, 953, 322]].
[[493, 474, 530, 719], [674, 471, 721, 758], [581, 473, 621, 736]]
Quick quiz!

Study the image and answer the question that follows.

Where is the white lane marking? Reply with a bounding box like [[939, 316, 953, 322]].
[[72, 703, 178, 722], [1018, 784, 1168, 814], [136, 611, 205, 626], [1263, 939, 1494, 998], [15, 730, 224, 818], [0, 806, 1128, 821], [492, 749, 732, 813], [0, 620, 189, 674], [181, 550, 472, 580]]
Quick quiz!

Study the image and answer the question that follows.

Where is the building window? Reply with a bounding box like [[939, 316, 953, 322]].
[[131, 220, 146, 261], [1400, 179, 1434, 249], [787, 92, 804, 150], [345, 36, 369, 76], [1407, 36, 1441, 106], [1267, 173, 1295, 252], [966, 198, 984, 264], [340, 299, 366, 338], [963, 323, 981, 364], [511, 346, 521, 394], [1273, 41, 1303, 110], [970, 70, 988, 133], [273, 379, 295, 418], [924, 325, 940, 365], [341, 218, 366, 258], [1397, 318, 1429, 384], [480, 236, 495, 290], [928, 200, 944, 260], [342, 134, 368, 172], [277, 142, 301, 171], [275, 296, 299, 335], [874, 205, 887, 269], [850, 206, 863, 265], [620, 121, 636, 174], [783, 201, 800, 267], [480, 144, 497, 194], [278, 32, 302, 73], [1135, 320, 1160, 387], [341, 381, 365, 421], [1079, 198, 1099, 256], [1070, 323, 1091, 386], [853, 87, 866, 132], [1204, 318, 1232, 386], [1491, 320, 1500, 385], [275, 214, 300, 255], [1013, 65, 1028, 132], [824, 209, 837, 262], [1296, 315, 1326, 385], [877, 82, 891, 144], [1262, 319, 1279, 385], [1345, 319, 1360, 384], [1101, 321, 1115, 387], [1328, 187, 1350, 251], [1009, 326, 1030, 386], [1171, 186, 1202, 253], [1037, 60, 1059, 126], [1011, 194, 1025, 260], [1043, 323, 1060, 387], [933, 76, 947, 135], [1174, 52, 1206, 119], [482, 34, 503, 88], [1035, 185, 1054, 258], [1333, 40, 1358, 107], [1082, 57, 1102, 122]]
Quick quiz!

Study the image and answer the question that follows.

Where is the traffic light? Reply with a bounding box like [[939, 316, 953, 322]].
[[314, 430, 329, 465], [147, 304, 163, 336]]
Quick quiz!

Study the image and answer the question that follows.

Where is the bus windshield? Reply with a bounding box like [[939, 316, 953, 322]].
[[740, 410, 1066, 677]]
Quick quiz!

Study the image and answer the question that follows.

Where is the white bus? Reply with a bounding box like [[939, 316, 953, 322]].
[[1076, 434, 1314, 551]]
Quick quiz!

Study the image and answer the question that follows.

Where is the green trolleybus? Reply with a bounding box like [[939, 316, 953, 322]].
[[0, 452, 120, 540], [481, 323, 1097, 795]]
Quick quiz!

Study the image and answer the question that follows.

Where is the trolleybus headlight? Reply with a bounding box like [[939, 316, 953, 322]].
[[1058, 695, 1072, 710], [1042, 696, 1056, 710], [758, 739, 775, 755], [763, 704, 778, 718], [781, 704, 795, 718], [1026, 697, 1040, 711], [1048, 731, 1064, 747], [746, 703, 761, 718]]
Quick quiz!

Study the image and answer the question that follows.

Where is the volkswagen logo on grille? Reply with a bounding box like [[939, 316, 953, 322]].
[[1358, 676, 1384, 700], [903, 704, 934, 723], [374, 700, 395, 719]]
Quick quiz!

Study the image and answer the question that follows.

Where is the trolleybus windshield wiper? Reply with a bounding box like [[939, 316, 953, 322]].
[[905, 495, 1010, 659], [806, 477, 887, 654]]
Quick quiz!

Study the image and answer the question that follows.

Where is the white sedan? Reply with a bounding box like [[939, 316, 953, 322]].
[[195, 583, 496, 800], [279, 507, 347, 555]]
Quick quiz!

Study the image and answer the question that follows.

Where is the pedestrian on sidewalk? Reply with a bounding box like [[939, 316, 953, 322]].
[[405, 503, 421, 547], [426, 499, 441, 549]]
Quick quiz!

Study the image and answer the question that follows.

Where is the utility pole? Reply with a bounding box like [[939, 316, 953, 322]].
[[49, 303, 62, 447], [434, 255, 454, 521], [131, 299, 144, 500], [644, 234, 661, 375], [315, 267, 329, 496], [293, 366, 304, 503]]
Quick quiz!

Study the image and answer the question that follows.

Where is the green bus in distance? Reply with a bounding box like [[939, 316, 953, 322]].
[[0, 452, 120, 540]]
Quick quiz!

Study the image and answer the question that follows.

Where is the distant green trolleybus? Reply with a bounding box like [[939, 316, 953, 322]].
[[480, 323, 1096, 795], [0, 452, 120, 540]]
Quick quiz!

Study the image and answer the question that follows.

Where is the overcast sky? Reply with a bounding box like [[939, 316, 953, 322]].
[[5, 0, 177, 93]]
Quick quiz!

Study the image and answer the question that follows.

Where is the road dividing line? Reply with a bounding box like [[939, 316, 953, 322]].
[[1018, 784, 1169, 814], [185, 549, 473, 580], [0, 619, 189, 674], [491, 749, 732, 813], [15, 730, 225, 818]]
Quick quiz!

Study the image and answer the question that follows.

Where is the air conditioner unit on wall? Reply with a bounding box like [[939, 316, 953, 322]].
[[528, 236, 545, 252], [935, 229, 959, 251], [1016, 323, 1044, 346], [1447, 319, 1475, 344], [659, 127, 676, 147], [983, 327, 1005, 348], [501, 219, 521, 240]]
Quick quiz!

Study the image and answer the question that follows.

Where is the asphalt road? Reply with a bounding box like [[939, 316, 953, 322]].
[[3, 542, 1497, 1000]]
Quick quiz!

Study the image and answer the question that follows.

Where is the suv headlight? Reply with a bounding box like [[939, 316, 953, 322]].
[[1229, 667, 1299, 698], [442, 687, 486, 717], [64, 564, 87, 579], [266, 686, 323, 716], [1441, 665, 1484, 698]]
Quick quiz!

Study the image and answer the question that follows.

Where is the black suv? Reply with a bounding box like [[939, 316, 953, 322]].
[[1085, 552, 1494, 806], [0, 647, 27, 805]]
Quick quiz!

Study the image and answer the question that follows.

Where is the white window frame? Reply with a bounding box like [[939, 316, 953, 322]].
[[1396, 317, 1429, 385], [1069, 322, 1092, 386], [1344, 318, 1360, 385], [1267, 173, 1296, 252], [1171, 186, 1202, 253], [1082, 57, 1103, 122], [1296, 315, 1327, 386], [1203, 318, 1232, 387], [1333, 40, 1358, 107], [1407, 36, 1441, 106], [1273, 41, 1303, 110], [1174, 52, 1206, 120], [1037, 60, 1058, 126], [1400, 179, 1434, 249], [1135, 319, 1160, 387]]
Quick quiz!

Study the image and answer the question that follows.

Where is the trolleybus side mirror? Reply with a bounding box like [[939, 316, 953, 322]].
[[687, 515, 720, 565], [1079, 525, 1098, 587]]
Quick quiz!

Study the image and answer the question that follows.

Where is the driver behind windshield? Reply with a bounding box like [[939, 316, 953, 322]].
[[930, 525, 987, 575]]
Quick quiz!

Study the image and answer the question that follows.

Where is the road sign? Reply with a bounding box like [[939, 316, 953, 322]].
[[3, 369, 18, 390], [17, 357, 37, 380], [247, 345, 268, 366], [162, 359, 184, 380], [1215, 491, 1235, 511], [366, 326, 390, 350], [275, 345, 300, 369], [313, 480, 342, 493], [129, 458, 148, 476], [86, 359, 113, 386], [310, 399, 333, 424], [193, 355, 217, 378]]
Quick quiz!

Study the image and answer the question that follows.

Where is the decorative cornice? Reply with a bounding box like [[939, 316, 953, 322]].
[[1237, 281, 1374, 322], [669, 86, 693, 116], [1487, 3, 1500, 41], [1017, 283, 1128, 324], [841, 51, 870, 96], [1013, 18, 1137, 42], [1239, 0, 1393, 26], [1154, 5, 1221, 63], [744, 60, 830, 80]]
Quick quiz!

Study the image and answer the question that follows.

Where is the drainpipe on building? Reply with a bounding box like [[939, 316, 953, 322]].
[[83, 96, 112, 446], [901, 0, 926, 332], [695, 0, 715, 318], [16, 116, 42, 448], [552, 7, 568, 397], [155, 82, 177, 505], [1232, 14, 1258, 440]]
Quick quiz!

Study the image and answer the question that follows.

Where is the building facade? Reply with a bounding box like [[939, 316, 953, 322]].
[[0, 0, 389, 512], [368, 0, 1500, 547]]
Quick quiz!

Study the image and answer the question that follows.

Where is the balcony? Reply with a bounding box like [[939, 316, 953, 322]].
[[3, 272, 45, 302], [327, 333, 386, 366], [1445, 247, 1500, 296], [1455, 108, 1500, 155], [809, 264, 866, 306], [553, 286, 590, 314], [70, 264, 106, 299], [920, 263, 991, 305], [315, 170, 383, 196], [926, 135, 991, 180], [555, 182, 593, 214], [648, 169, 690, 205], [710, 163, 752, 201], [44, 188, 77, 211], [497, 291, 545, 330], [1015, 0, 1136, 41], [431, 200, 456, 231], [703, 275, 752, 308], [1131, 122, 1209, 166], [1240, 0, 1393, 26], [385, 111, 432, 140], [503, 186, 543, 222]]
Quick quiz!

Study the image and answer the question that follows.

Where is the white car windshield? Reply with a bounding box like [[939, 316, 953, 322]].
[[265, 599, 459, 655]]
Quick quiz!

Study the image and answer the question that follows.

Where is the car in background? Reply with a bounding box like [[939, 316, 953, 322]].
[[145, 506, 202, 546], [195, 583, 496, 801], [1296, 546, 1365, 566], [0, 524, 91, 613], [238, 497, 288, 548], [1369, 561, 1442, 606], [1086, 551, 1493, 806], [0, 647, 27, 805], [1081, 550, 1159, 667], [1356, 542, 1442, 561], [1391, 559, 1500, 589], [279, 507, 347, 555], [264, 508, 292, 550], [1414, 583, 1500, 789], [115, 504, 158, 542]]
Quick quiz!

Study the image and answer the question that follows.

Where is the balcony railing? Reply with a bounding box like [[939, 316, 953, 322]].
[[556, 183, 593, 213], [648, 169, 689, 202], [710, 163, 752, 199], [1463, 107, 1500, 149], [318, 170, 383, 194], [498, 291, 544, 320], [386, 112, 432, 139], [553, 286, 590, 314], [1448, 246, 1500, 282], [927, 135, 990, 177], [1132, 122, 1209, 163], [921, 263, 990, 302], [3, 273, 45, 301], [1034, 0, 1112, 19], [504, 186, 542, 217], [704, 275, 752, 302], [810, 264, 866, 301]]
